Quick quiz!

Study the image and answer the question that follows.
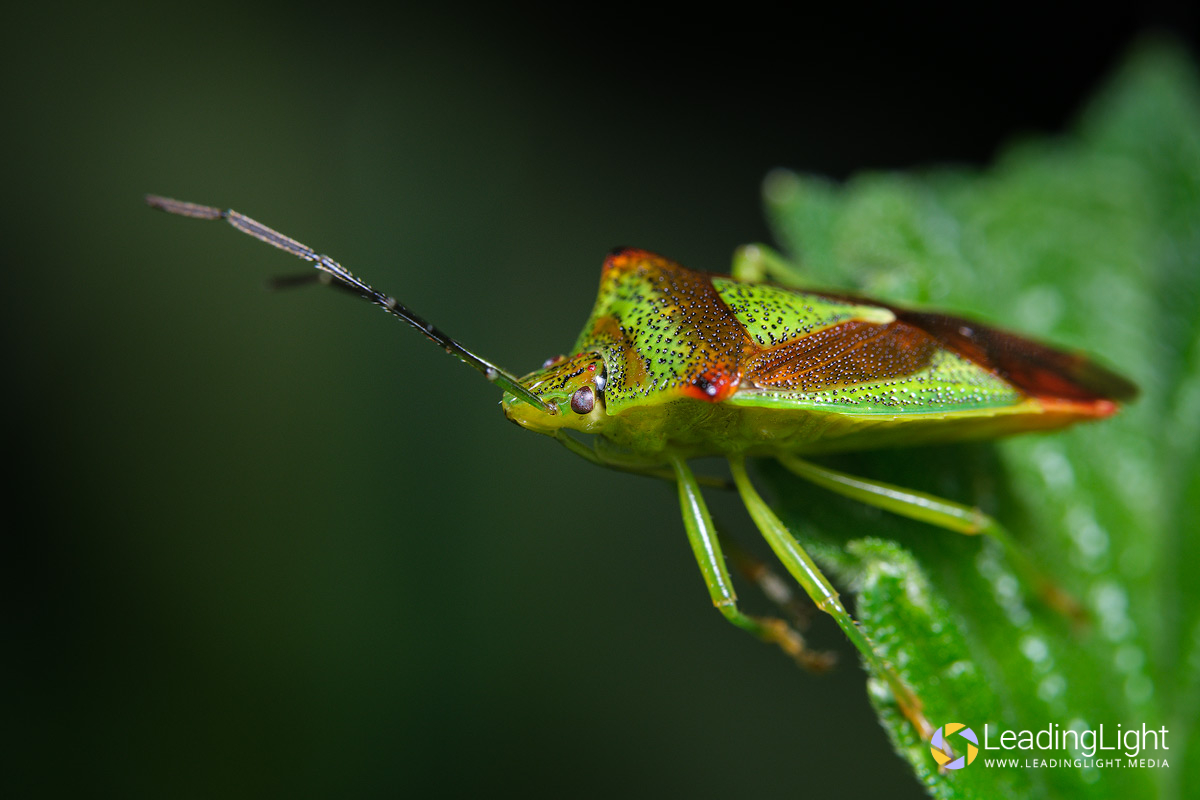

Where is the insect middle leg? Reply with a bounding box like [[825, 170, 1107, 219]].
[[667, 454, 832, 672], [776, 453, 1085, 622], [728, 454, 934, 741]]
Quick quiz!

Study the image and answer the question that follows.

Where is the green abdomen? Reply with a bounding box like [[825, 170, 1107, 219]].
[[599, 396, 1077, 458]]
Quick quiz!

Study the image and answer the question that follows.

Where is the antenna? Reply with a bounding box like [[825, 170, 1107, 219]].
[[146, 195, 556, 415]]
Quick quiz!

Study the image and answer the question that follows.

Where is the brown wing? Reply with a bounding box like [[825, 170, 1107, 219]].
[[894, 309, 1139, 404], [740, 303, 1137, 410], [742, 320, 938, 391], [784, 287, 1138, 405]]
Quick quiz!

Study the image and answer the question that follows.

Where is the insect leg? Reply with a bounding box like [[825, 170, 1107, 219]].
[[729, 454, 933, 740], [730, 244, 806, 285], [776, 454, 1085, 623], [717, 527, 816, 632], [668, 454, 832, 671]]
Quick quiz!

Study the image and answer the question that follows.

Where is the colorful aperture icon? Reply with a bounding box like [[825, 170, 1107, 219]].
[[930, 723, 979, 770]]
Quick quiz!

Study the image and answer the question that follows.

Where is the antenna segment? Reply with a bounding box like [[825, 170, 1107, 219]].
[[146, 195, 555, 415]]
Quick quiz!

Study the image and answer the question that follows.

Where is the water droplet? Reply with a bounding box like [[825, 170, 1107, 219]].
[[946, 660, 974, 679], [1021, 635, 1049, 664], [1038, 674, 1066, 702], [1066, 504, 1109, 567], [1124, 673, 1154, 704], [1114, 644, 1144, 673], [1033, 444, 1075, 491], [1091, 581, 1134, 642], [866, 677, 892, 704]]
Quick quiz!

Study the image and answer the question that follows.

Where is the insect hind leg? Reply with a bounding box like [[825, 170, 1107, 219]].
[[776, 453, 1086, 623], [730, 244, 806, 285]]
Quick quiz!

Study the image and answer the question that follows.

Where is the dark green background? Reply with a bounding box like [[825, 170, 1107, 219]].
[[6, 5, 1195, 798]]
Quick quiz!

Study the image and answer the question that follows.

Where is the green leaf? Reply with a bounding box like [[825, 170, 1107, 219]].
[[759, 37, 1200, 799]]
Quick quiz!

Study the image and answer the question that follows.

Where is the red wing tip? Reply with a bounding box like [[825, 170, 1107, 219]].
[[1038, 397, 1122, 419]]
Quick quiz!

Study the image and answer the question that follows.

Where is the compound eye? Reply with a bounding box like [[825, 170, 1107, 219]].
[[570, 386, 595, 415]]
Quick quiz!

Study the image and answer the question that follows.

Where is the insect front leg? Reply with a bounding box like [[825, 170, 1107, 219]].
[[667, 454, 832, 671], [775, 454, 1086, 623], [717, 527, 817, 633], [728, 455, 934, 741]]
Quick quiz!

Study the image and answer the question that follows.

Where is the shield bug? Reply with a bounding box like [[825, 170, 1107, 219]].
[[146, 195, 1137, 739]]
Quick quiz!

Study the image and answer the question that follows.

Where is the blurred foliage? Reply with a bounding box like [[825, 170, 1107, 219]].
[[758, 39, 1200, 798]]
